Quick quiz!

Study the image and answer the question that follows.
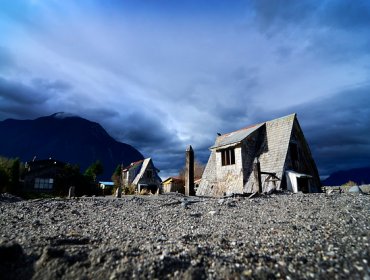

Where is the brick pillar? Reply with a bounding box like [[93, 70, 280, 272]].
[[185, 145, 195, 196]]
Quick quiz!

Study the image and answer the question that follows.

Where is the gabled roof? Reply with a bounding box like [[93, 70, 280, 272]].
[[123, 159, 144, 171], [211, 123, 264, 149], [132, 158, 152, 185], [162, 176, 183, 184], [210, 114, 297, 150]]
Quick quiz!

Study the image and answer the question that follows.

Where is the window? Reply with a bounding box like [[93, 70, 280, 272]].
[[34, 178, 54, 189], [221, 148, 235, 166]]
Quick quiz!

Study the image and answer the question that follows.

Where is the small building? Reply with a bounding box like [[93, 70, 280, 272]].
[[99, 181, 114, 190], [122, 158, 162, 193], [197, 113, 321, 196], [23, 159, 66, 193], [162, 177, 185, 194]]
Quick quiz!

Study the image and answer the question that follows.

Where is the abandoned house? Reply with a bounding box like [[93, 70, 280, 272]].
[[122, 158, 162, 193], [196, 113, 321, 197], [23, 159, 66, 193]]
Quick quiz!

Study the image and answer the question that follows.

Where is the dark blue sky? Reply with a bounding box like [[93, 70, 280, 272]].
[[0, 0, 369, 178]]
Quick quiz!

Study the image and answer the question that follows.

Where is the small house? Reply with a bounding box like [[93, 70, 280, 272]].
[[122, 158, 162, 193], [197, 113, 321, 196], [162, 177, 185, 194]]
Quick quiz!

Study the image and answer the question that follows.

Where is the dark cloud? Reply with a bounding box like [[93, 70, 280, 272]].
[[251, 0, 370, 33], [263, 84, 370, 176], [0, 77, 47, 105], [250, 0, 318, 33], [0, 77, 50, 119], [0, 76, 73, 120], [251, 0, 370, 62], [320, 1, 370, 30]]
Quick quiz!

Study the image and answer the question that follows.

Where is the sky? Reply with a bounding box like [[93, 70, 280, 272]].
[[0, 0, 369, 179]]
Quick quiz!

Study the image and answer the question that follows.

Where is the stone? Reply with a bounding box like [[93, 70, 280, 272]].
[[68, 186, 75, 198], [0, 241, 24, 262]]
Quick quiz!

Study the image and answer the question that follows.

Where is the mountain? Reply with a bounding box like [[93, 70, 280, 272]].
[[0, 113, 144, 180], [322, 167, 370, 186]]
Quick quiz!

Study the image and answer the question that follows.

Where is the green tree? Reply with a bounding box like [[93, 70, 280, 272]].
[[84, 160, 104, 182], [0, 156, 22, 193], [0, 167, 9, 192]]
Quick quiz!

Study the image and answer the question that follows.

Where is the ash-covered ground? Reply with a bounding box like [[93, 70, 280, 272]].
[[0, 192, 369, 279]]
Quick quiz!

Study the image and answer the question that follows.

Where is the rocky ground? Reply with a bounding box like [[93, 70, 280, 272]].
[[0, 192, 369, 280]]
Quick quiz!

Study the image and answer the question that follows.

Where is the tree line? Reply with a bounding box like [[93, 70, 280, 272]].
[[0, 156, 104, 197]]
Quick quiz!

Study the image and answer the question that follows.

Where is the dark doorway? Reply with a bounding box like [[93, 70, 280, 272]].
[[297, 177, 309, 193]]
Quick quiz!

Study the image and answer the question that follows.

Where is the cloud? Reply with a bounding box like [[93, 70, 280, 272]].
[[320, 1, 370, 30], [250, 0, 318, 33], [0, 46, 16, 71], [0, 77, 47, 105], [31, 78, 72, 92], [263, 84, 370, 176], [0, 76, 73, 120]]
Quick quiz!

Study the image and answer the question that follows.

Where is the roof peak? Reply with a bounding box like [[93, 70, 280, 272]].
[[218, 113, 296, 137], [211, 113, 297, 150]]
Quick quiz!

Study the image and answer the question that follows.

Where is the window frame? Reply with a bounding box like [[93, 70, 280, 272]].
[[221, 148, 235, 166], [34, 178, 54, 190]]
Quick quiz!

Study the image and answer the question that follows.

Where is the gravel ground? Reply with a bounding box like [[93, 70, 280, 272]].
[[0, 192, 369, 280]]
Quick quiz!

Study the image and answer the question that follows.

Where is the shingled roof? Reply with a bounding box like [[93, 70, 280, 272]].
[[210, 123, 264, 150]]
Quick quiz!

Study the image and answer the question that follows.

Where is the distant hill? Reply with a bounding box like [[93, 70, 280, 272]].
[[0, 113, 143, 180], [322, 167, 370, 186]]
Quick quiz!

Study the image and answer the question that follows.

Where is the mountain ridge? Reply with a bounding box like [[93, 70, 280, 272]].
[[322, 166, 370, 186], [0, 113, 144, 180]]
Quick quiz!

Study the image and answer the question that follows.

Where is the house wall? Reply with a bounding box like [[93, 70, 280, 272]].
[[163, 181, 185, 194], [214, 146, 244, 195], [24, 166, 64, 193], [135, 161, 162, 193], [122, 167, 140, 187], [284, 120, 321, 192], [196, 150, 218, 196], [244, 115, 295, 193]]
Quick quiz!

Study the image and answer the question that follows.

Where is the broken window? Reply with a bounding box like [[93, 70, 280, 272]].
[[290, 143, 298, 161], [221, 148, 235, 166]]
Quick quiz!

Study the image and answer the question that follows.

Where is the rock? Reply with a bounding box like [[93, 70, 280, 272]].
[[0, 241, 24, 262]]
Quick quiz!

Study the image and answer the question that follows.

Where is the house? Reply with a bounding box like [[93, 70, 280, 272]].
[[122, 158, 162, 193], [196, 113, 321, 196], [23, 159, 66, 193], [162, 176, 185, 194]]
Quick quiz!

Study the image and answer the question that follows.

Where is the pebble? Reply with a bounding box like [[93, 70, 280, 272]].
[[0, 193, 368, 279]]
